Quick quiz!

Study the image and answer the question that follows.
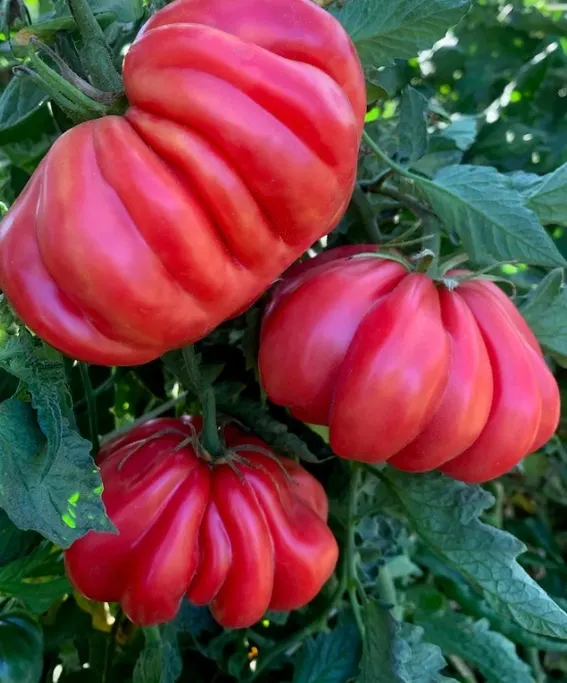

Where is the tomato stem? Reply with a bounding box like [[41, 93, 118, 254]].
[[79, 362, 100, 454], [178, 345, 223, 457], [30, 37, 122, 105], [103, 608, 123, 683], [201, 385, 223, 458], [65, 0, 123, 92], [345, 463, 365, 636], [25, 49, 109, 120], [142, 625, 161, 644], [351, 185, 383, 244]]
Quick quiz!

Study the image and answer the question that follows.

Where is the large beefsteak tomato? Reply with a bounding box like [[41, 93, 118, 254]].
[[64, 416, 339, 628], [0, 0, 365, 366], [258, 246, 560, 483]]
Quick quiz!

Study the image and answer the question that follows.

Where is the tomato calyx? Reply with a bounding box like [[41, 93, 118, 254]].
[[348, 248, 413, 271], [113, 419, 296, 489], [345, 247, 518, 297], [13, 43, 124, 124], [212, 428, 297, 487]]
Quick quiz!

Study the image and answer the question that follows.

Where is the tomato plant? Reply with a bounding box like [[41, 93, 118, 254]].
[[2, 0, 567, 682]]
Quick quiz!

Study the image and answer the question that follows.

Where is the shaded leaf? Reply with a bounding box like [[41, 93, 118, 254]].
[[510, 163, 567, 227], [359, 601, 452, 683], [437, 116, 478, 151], [133, 624, 182, 683], [414, 611, 534, 683], [0, 542, 70, 613], [0, 77, 48, 144], [0, 334, 112, 546], [293, 615, 361, 683], [521, 269, 567, 363], [380, 470, 567, 639], [399, 87, 428, 163]]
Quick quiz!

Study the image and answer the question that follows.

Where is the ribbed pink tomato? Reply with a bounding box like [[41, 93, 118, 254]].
[[64, 417, 338, 628], [0, 0, 365, 366], [258, 247, 560, 483]]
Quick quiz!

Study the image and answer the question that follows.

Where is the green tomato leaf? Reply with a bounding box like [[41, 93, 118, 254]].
[[133, 624, 182, 683], [53, 0, 143, 22], [400, 623, 456, 683], [520, 269, 567, 364], [418, 165, 566, 267], [414, 611, 534, 683], [0, 77, 48, 145], [359, 601, 406, 683], [398, 87, 428, 163], [90, 0, 144, 22], [359, 601, 452, 683], [0, 151, 13, 208], [0, 542, 70, 613], [507, 163, 567, 227], [380, 469, 567, 639], [437, 116, 478, 151], [0, 510, 38, 566], [331, 0, 470, 70], [292, 615, 361, 683], [2, 127, 56, 175], [0, 333, 113, 547], [174, 600, 215, 636]]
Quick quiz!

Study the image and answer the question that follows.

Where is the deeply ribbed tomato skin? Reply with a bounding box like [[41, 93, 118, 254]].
[[259, 247, 560, 483], [64, 417, 338, 628], [0, 0, 365, 366]]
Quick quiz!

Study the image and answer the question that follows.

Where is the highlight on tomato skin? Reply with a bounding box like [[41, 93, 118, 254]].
[[258, 246, 561, 484], [63, 416, 339, 629], [0, 0, 366, 368]]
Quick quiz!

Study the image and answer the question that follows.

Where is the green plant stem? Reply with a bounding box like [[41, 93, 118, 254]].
[[485, 481, 504, 529], [102, 608, 123, 683], [65, 0, 123, 92], [376, 182, 436, 220], [362, 131, 442, 259], [362, 130, 417, 181], [180, 346, 222, 457], [527, 648, 546, 683], [79, 362, 99, 454], [74, 368, 127, 410], [448, 655, 477, 683], [100, 391, 189, 445], [143, 625, 161, 644], [351, 185, 383, 243], [250, 464, 363, 679], [346, 463, 365, 637], [13, 66, 91, 124], [25, 48, 108, 120], [201, 385, 222, 456], [30, 37, 120, 104]]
